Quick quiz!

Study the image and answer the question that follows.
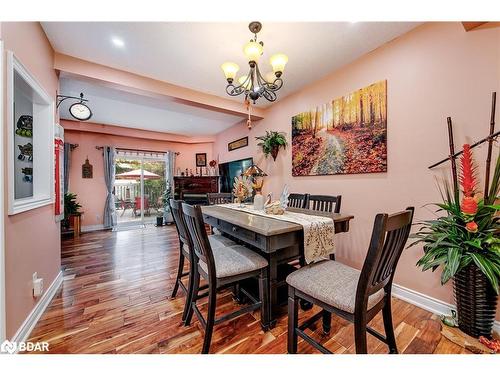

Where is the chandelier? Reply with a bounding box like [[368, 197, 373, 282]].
[[221, 22, 288, 104]]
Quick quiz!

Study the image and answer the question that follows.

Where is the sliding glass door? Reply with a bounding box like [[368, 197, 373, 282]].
[[114, 152, 166, 229]]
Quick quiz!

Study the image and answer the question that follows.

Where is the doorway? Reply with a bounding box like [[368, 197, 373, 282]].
[[114, 151, 166, 229]]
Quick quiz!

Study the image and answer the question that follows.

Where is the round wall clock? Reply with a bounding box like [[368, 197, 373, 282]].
[[69, 102, 92, 121]]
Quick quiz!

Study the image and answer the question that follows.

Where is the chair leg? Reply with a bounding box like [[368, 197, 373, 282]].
[[202, 281, 217, 354], [382, 296, 398, 354], [170, 250, 185, 299], [322, 310, 332, 335], [354, 312, 368, 354], [287, 286, 298, 354], [258, 269, 270, 331], [181, 255, 194, 322], [184, 268, 200, 326]]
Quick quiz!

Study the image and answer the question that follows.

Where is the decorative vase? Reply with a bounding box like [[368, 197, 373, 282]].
[[453, 263, 498, 338], [156, 216, 164, 226], [253, 192, 264, 210]]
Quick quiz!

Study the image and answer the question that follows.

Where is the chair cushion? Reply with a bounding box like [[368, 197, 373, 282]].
[[200, 245, 268, 278], [183, 234, 236, 253], [286, 261, 385, 314]]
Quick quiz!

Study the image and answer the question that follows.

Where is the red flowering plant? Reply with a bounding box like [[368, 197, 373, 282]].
[[410, 145, 500, 293]]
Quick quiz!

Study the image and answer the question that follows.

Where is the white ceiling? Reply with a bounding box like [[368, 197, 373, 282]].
[[44, 22, 422, 135], [58, 76, 244, 136]]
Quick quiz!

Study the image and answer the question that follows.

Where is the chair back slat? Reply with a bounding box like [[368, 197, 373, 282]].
[[207, 193, 233, 205], [357, 207, 414, 304], [169, 199, 191, 246], [288, 193, 309, 209], [308, 195, 342, 213], [181, 203, 214, 268]]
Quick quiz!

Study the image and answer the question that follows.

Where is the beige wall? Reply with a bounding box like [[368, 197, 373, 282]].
[[2, 22, 61, 338], [63, 125, 215, 227], [214, 22, 500, 319]]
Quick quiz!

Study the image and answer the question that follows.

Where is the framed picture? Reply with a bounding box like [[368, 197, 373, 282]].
[[292, 80, 387, 176], [196, 153, 207, 167], [228, 136, 249, 152]]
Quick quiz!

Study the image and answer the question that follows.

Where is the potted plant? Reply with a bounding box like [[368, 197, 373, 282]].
[[409, 144, 500, 338], [62, 192, 82, 230], [256, 131, 288, 161]]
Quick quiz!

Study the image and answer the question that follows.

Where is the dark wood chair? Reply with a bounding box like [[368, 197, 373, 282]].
[[182, 203, 270, 354], [287, 207, 414, 354], [307, 194, 342, 213], [169, 199, 236, 322], [207, 192, 233, 205], [169, 199, 192, 322], [288, 193, 309, 209]]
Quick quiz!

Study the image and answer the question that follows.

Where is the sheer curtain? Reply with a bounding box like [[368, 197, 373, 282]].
[[164, 151, 176, 223], [103, 146, 117, 228]]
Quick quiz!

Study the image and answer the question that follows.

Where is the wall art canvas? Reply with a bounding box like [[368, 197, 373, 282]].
[[292, 80, 387, 176]]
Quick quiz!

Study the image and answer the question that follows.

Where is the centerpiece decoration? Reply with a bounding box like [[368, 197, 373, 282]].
[[410, 144, 500, 338], [232, 175, 253, 207], [243, 164, 267, 210], [264, 185, 290, 215]]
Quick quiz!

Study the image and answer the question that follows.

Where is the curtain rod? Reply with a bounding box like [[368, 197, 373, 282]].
[[95, 146, 180, 155]]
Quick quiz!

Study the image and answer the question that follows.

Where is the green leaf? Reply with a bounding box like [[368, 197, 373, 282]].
[[470, 253, 499, 294]]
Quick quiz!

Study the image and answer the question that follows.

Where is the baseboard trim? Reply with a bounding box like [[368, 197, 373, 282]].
[[81, 224, 105, 233], [392, 283, 500, 334], [10, 271, 63, 349]]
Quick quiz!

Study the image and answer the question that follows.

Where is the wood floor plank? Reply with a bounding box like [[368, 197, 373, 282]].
[[25, 226, 473, 354]]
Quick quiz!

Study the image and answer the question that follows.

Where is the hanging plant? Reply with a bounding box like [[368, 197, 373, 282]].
[[256, 131, 288, 161]]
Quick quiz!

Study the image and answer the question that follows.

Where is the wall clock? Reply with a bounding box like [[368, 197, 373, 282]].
[[69, 101, 92, 121]]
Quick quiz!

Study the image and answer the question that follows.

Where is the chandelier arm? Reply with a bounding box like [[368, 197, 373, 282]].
[[261, 89, 277, 102]]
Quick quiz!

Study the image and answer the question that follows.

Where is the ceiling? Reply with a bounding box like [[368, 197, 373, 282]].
[[44, 22, 422, 135], [58, 76, 243, 136]]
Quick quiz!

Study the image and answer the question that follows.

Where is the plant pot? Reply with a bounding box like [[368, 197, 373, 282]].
[[271, 146, 279, 161], [156, 216, 164, 226], [453, 263, 498, 338]]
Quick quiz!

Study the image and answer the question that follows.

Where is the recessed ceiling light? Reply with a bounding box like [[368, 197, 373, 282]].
[[111, 37, 125, 48]]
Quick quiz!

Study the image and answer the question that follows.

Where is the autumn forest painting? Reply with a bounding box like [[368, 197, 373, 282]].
[[292, 80, 387, 176]]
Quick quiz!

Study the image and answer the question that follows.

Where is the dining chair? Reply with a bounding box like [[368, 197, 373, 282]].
[[288, 193, 309, 209], [169, 199, 237, 322], [307, 194, 342, 213], [182, 203, 270, 354], [207, 192, 233, 205], [286, 207, 414, 354]]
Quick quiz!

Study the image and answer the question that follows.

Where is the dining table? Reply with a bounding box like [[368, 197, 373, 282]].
[[201, 204, 354, 329]]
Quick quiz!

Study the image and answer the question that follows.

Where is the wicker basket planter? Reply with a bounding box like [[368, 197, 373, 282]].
[[453, 263, 498, 338]]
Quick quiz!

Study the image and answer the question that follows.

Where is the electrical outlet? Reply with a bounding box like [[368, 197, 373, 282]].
[[32, 272, 44, 297]]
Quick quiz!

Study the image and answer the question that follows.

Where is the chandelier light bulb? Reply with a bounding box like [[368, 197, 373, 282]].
[[270, 53, 288, 76], [221, 62, 240, 82], [243, 41, 263, 63]]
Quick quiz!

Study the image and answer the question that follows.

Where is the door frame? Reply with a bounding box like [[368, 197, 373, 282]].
[[1, 39, 7, 342], [114, 153, 165, 229]]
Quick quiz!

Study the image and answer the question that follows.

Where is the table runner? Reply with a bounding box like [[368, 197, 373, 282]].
[[218, 203, 335, 264]]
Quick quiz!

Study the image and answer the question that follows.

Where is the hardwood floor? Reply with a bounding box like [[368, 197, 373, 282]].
[[27, 226, 469, 354]]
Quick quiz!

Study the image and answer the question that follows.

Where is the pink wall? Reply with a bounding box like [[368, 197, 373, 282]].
[[2, 22, 61, 338], [63, 124, 215, 228], [214, 22, 500, 318]]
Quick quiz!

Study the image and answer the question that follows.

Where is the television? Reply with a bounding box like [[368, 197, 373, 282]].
[[219, 157, 253, 193]]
